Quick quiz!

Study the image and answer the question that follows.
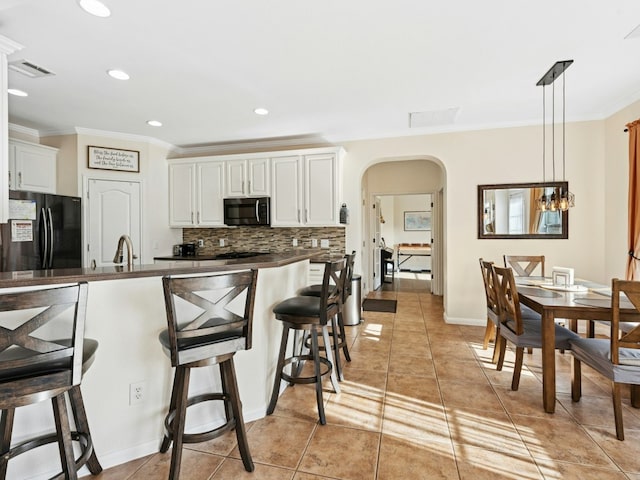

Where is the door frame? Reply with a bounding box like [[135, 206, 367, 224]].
[[82, 175, 144, 268]]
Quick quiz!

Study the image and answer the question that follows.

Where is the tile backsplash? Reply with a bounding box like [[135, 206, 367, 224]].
[[183, 226, 345, 256]]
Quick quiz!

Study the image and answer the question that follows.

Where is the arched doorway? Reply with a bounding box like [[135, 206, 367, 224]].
[[361, 158, 445, 296]]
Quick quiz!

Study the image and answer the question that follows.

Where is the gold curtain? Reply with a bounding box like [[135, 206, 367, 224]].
[[626, 120, 640, 280], [529, 188, 542, 233]]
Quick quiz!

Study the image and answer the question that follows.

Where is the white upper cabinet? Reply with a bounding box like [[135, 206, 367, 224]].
[[9, 139, 57, 193], [169, 160, 224, 227], [225, 157, 270, 197], [271, 148, 342, 227]]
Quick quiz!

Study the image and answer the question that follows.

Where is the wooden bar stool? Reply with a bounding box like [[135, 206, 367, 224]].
[[267, 258, 346, 424], [159, 270, 258, 480], [0, 282, 102, 480], [298, 251, 355, 380]]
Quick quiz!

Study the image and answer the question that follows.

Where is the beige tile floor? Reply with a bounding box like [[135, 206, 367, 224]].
[[91, 273, 640, 479]]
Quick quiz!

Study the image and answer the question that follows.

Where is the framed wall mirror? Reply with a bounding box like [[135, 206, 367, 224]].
[[478, 181, 569, 239]]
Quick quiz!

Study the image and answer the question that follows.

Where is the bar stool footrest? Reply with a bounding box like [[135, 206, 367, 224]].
[[1, 430, 93, 478], [281, 355, 332, 385], [163, 393, 237, 445]]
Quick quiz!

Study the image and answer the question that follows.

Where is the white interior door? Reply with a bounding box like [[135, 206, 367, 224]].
[[87, 179, 141, 267], [372, 197, 382, 290]]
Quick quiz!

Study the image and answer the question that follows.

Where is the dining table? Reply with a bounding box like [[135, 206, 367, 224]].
[[514, 276, 640, 413]]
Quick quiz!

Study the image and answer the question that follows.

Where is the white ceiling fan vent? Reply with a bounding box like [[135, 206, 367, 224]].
[[409, 107, 459, 128], [8, 59, 55, 78]]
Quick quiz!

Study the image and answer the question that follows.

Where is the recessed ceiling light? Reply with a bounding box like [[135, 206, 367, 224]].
[[254, 107, 269, 116], [147, 120, 162, 127], [78, 0, 111, 18], [107, 69, 129, 80], [8, 88, 28, 97]]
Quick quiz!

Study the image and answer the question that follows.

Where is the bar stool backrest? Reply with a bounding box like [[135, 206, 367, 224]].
[[0, 282, 88, 409], [343, 251, 356, 301], [162, 270, 258, 366], [321, 258, 347, 324]]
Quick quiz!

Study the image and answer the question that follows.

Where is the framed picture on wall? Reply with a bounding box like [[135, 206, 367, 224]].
[[404, 211, 431, 231]]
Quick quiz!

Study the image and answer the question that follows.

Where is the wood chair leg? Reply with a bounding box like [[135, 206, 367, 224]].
[[496, 335, 507, 371], [168, 366, 190, 480], [587, 320, 595, 338], [491, 330, 502, 364], [160, 367, 181, 453], [511, 347, 524, 391], [310, 328, 326, 425], [337, 311, 351, 362], [631, 385, 640, 408], [52, 394, 78, 480], [0, 409, 15, 479], [571, 356, 582, 402], [267, 326, 289, 416], [482, 320, 495, 350], [221, 357, 254, 472], [68, 385, 102, 474], [612, 382, 624, 441]]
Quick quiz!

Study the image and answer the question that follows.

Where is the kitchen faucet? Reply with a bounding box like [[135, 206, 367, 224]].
[[113, 234, 136, 266]]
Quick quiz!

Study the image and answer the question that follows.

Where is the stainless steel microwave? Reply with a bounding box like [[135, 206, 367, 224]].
[[223, 197, 270, 226]]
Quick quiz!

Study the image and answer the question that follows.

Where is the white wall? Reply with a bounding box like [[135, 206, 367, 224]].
[[341, 121, 606, 325]]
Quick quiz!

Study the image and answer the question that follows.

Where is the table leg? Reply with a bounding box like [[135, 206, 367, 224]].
[[541, 310, 556, 413]]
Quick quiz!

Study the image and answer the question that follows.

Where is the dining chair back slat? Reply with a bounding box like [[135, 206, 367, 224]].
[[503, 255, 545, 277]]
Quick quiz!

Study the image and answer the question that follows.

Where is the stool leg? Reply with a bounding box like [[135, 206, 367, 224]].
[[0, 409, 15, 479], [330, 315, 343, 382], [321, 326, 340, 395], [310, 328, 326, 425], [52, 394, 78, 480], [68, 385, 102, 475], [221, 357, 254, 472], [267, 325, 289, 415], [337, 309, 351, 362], [218, 364, 233, 423], [168, 366, 190, 480], [160, 367, 181, 453]]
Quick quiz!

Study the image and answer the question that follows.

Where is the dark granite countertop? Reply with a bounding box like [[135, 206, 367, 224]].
[[0, 250, 322, 288]]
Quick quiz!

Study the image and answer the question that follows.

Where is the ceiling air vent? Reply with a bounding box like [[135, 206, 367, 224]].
[[409, 107, 459, 128], [8, 59, 55, 78]]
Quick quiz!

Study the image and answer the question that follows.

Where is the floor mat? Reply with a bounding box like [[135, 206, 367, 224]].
[[362, 298, 397, 313]]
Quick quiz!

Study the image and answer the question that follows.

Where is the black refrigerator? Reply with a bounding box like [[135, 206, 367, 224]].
[[0, 191, 82, 272]]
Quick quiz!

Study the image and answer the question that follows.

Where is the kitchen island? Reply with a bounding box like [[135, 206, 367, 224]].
[[2, 250, 321, 479]]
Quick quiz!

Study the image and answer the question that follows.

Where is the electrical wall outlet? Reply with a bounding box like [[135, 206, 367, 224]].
[[129, 381, 146, 405], [320, 239, 329, 248], [219, 238, 225, 247], [311, 239, 318, 248], [197, 239, 204, 248], [292, 238, 298, 247]]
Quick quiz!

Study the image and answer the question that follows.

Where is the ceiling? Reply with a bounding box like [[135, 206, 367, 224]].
[[2, 0, 640, 150]]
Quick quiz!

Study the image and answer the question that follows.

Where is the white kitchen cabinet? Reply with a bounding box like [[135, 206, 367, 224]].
[[271, 149, 341, 227], [9, 139, 57, 193], [169, 160, 224, 227], [225, 157, 270, 197]]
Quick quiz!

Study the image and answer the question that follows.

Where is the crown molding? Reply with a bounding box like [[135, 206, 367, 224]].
[[174, 134, 331, 156], [8, 122, 40, 139], [0, 35, 23, 56], [39, 126, 178, 152]]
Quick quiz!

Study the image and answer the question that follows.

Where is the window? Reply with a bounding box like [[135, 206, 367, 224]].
[[508, 192, 525, 234]]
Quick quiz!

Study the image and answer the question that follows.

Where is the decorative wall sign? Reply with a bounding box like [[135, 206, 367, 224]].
[[88, 146, 140, 172], [404, 211, 431, 231]]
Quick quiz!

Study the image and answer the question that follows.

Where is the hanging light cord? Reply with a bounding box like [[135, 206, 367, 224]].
[[563, 69, 566, 181], [552, 79, 555, 181], [542, 85, 546, 182]]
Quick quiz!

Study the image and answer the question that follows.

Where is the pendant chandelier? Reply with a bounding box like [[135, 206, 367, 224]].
[[536, 60, 575, 212]]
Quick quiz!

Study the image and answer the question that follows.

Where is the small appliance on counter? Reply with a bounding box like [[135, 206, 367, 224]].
[[173, 243, 197, 256]]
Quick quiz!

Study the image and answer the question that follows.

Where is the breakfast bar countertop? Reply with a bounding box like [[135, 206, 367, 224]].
[[0, 249, 323, 288]]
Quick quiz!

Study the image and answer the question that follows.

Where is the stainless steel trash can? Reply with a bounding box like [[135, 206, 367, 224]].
[[343, 274, 362, 326]]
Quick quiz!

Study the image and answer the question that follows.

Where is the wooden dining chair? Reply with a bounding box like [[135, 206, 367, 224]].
[[503, 255, 545, 277], [492, 265, 580, 390], [569, 278, 640, 440], [479, 259, 501, 363]]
